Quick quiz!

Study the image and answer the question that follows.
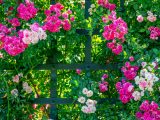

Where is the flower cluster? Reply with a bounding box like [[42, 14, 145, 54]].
[[99, 74, 108, 92], [78, 88, 97, 114], [0, 1, 74, 56], [103, 11, 128, 55], [0, 24, 10, 40], [147, 11, 157, 22], [8, 18, 20, 27], [132, 91, 144, 101], [23, 82, 32, 94], [88, 4, 96, 15], [43, 3, 74, 32], [116, 80, 134, 104], [136, 100, 160, 120], [135, 62, 159, 91], [121, 62, 139, 80], [21, 23, 47, 44], [82, 88, 93, 97], [137, 11, 157, 23], [3, 36, 28, 56], [132, 62, 159, 101], [106, 40, 123, 55], [136, 11, 158, 40], [148, 26, 160, 40], [98, 0, 116, 11], [11, 89, 19, 97], [12, 73, 23, 83], [0, 24, 10, 50], [0, 1, 39, 56], [17, 1, 38, 21], [0, 23, 30, 56]]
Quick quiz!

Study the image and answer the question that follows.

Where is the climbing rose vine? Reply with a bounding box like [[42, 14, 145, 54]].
[[101, 11, 128, 55], [0, 1, 74, 56]]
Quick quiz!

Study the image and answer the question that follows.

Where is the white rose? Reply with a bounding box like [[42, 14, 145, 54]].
[[139, 77, 145, 82], [82, 88, 88, 95], [86, 90, 93, 97], [135, 76, 140, 84], [18, 73, 23, 77], [132, 91, 141, 101], [31, 31, 39, 44], [91, 4, 95, 8], [90, 106, 96, 113], [141, 62, 147, 68], [145, 72, 152, 80], [88, 8, 92, 12], [23, 82, 29, 89], [93, 100, 97, 105], [147, 11, 152, 15], [148, 87, 153, 91], [141, 91, 144, 96], [11, 89, 18, 97], [140, 69, 147, 77], [89, 12, 92, 15], [146, 80, 154, 87], [78, 96, 86, 104], [153, 76, 159, 82], [152, 62, 156, 68], [147, 66, 153, 71], [81, 106, 88, 113], [38, 28, 47, 40], [86, 99, 95, 106], [25, 86, 32, 93]]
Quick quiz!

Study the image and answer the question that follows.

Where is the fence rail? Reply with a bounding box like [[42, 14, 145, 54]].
[[1, 0, 125, 119]]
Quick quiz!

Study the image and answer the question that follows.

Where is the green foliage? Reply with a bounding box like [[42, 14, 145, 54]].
[[0, 0, 160, 119]]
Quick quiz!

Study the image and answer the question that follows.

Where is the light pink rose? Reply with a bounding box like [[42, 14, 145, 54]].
[[137, 15, 144, 22]]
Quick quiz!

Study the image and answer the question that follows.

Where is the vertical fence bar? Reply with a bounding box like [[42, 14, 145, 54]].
[[49, 1, 58, 119], [84, 0, 92, 64], [120, 0, 125, 12], [85, 0, 91, 19], [85, 36, 92, 64], [50, 68, 58, 120], [51, 0, 55, 4]]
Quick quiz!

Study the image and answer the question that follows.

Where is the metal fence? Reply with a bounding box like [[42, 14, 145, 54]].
[[32, 0, 125, 119], [2, 0, 125, 119]]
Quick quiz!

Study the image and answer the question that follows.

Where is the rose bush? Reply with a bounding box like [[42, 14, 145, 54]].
[[0, 0, 160, 120]]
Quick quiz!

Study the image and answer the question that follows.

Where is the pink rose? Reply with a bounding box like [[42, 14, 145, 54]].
[[137, 15, 144, 22], [99, 83, 108, 92], [30, 23, 40, 32], [76, 69, 81, 75], [70, 16, 75, 22], [129, 56, 134, 62]]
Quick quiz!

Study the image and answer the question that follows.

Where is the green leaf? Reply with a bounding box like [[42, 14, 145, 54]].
[[153, 48, 158, 54], [139, 29, 146, 32]]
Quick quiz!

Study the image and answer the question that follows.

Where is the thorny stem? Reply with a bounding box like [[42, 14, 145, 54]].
[[4, 75, 10, 120]]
